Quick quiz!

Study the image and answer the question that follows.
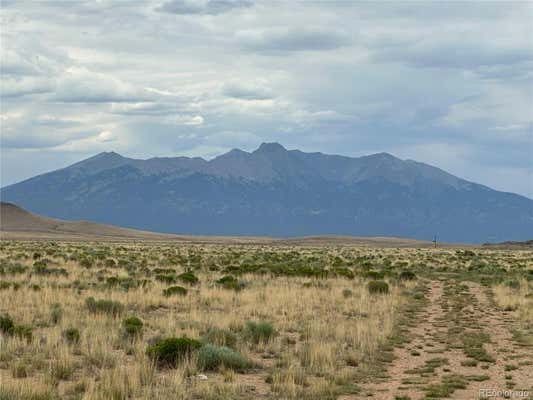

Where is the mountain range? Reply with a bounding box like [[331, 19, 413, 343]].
[[1, 143, 532, 243]]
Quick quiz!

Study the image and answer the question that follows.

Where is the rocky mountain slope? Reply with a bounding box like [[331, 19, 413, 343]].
[[1, 143, 532, 243]]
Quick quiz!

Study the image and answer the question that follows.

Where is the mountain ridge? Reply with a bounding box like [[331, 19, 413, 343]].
[[1, 143, 532, 243], [15, 143, 473, 189]]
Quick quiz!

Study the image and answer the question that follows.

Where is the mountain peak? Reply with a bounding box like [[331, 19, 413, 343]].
[[84, 151, 125, 163], [96, 151, 124, 159], [255, 142, 287, 153], [68, 151, 130, 173]]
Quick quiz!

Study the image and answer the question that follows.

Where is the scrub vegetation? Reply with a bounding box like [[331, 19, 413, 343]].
[[0, 241, 531, 399]]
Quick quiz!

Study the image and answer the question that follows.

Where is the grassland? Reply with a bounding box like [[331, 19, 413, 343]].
[[0, 241, 532, 399]]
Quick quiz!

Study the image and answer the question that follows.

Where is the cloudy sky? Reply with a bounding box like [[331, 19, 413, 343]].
[[1, 0, 532, 197]]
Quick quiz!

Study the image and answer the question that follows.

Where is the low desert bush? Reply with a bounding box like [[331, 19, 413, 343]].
[[0, 315, 32, 342], [243, 321, 276, 344], [155, 274, 177, 284], [0, 314, 14, 334], [12, 325, 33, 342], [197, 344, 250, 371], [399, 270, 417, 280], [49, 303, 63, 325], [364, 270, 385, 280], [121, 316, 143, 338], [63, 327, 81, 344], [178, 271, 199, 285], [368, 280, 389, 294], [216, 275, 245, 291], [342, 288, 353, 298], [202, 327, 238, 349], [146, 336, 202, 367], [85, 297, 124, 316], [162, 286, 188, 297]]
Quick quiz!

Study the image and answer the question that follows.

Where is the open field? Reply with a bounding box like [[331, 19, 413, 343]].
[[0, 241, 532, 400]]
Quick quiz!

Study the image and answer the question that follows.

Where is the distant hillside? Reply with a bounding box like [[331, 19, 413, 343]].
[[1, 143, 532, 243], [0, 202, 447, 247], [482, 240, 533, 250], [0, 201, 180, 240]]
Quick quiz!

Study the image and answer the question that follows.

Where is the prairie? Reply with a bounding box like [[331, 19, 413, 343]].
[[0, 241, 531, 399]]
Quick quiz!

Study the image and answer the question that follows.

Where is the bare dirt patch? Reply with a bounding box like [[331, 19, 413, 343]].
[[350, 280, 533, 400]]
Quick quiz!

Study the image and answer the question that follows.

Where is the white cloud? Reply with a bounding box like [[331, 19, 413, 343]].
[[97, 130, 116, 142], [53, 67, 152, 103], [164, 115, 205, 126]]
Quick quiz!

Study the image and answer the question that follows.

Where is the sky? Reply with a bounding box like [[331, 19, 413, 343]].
[[1, 0, 532, 198]]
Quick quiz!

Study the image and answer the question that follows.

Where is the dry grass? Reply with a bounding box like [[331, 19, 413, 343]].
[[493, 279, 532, 321], [0, 241, 531, 399]]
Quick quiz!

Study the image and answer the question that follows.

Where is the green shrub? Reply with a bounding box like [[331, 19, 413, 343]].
[[334, 267, 355, 279], [364, 270, 384, 280], [0, 315, 33, 342], [505, 279, 520, 289], [216, 275, 245, 291], [155, 274, 177, 284], [216, 275, 237, 285], [368, 280, 389, 294], [243, 321, 275, 344], [202, 327, 238, 349], [49, 303, 63, 325], [85, 297, 124, 316], [197, 344, 250, 371], [342, 289, 353, 298], [424, 375, 467, 398], [178, 272, 199, 285], [33, 261, 68, 277], [0, 314, 14, 334], [79, 258, 93, 268], [63, 327, 81, 344], [12, 324, 33, 342], [462, 332, 494, 362], [106, 276, 120, 287], [399, 270, 416, 280], [105, 259, 117, 268], [146, 337, 202, 367], [162, 286, 188, 297], [0, 262, 27, 275], [122, 316, 143, 338]]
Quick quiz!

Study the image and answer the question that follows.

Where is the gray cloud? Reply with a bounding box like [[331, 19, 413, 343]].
[[1, 49, 52, 77], [347, 1, 527, 21], [1, 0, 532, 198], [473, 61, 533, 81], [157, 0, 252, 15], [1, 77, 55, 98], [373, 41, 533, 70], [2, 130, 93, 150], [222, 82, 273, 100], [237, 28, 352, 52]]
